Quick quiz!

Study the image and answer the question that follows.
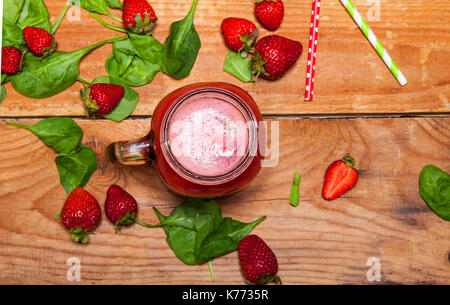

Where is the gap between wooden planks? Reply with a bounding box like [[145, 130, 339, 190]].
[[0, 0, 449, 116], [0, 117, 449, 284]]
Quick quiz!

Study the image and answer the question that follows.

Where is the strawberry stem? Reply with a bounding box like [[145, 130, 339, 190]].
[[289, 172, 301, 207], [87, 11, 127, 33], [51, 0, 71, 35], [342, 153, 361, 171], [256, 273, 282, 285], [106, 11, 123, 23], [54, 210, 62, 221], [70, 227, 91, 244], [114, 211, 137, 232], [135, 220, 162, 228], [1, 74, 7, 84], [208, 261, 215, 282], [77, 76, 91, 85]]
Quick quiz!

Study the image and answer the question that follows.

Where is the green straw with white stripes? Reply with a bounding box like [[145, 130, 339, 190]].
[[340, 0, 407, 86]]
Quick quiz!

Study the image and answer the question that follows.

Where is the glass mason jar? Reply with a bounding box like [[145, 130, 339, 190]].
[[106, 82, 265, 198]]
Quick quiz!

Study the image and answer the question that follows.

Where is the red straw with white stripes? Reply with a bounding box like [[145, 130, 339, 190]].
[[305, 0, 321, 101]]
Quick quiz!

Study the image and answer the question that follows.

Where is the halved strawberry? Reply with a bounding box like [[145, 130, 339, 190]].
[[322, 154, 360, 200]]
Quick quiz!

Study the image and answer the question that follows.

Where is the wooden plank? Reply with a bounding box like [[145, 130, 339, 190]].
[[0, 0, 449, 117], [0, 117, 448, 284]]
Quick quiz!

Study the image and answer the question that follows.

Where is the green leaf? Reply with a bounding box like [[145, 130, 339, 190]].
[[195, 216, 266, 264], [76, 0, 110, 15], [106, 54, 160, 87], [3, 0, 26, 25], [16, 0, 52, 32], [223, 51, 254, 83], [128, 33, 164, 67], [162, 0, 201, 79], [419, 165, 450, 221], [0, 85, 6, 104], [106, 36, 163, 87], [91, 75, 139, 122], [10, 50, 85, 99], [55, 144, 98, 196], [6, 118, 84, 154], [105, 0, 123, 9], [152, 198, 266, 265], [2, 20, 26, 49], [10, 37, 123, 99]]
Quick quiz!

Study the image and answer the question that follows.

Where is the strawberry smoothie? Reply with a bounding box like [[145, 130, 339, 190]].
[[167, 94, 250, 177], [108, 82, 264, 197]]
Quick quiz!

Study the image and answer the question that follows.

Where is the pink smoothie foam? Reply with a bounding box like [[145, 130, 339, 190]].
[[167, 95, 249, 177]]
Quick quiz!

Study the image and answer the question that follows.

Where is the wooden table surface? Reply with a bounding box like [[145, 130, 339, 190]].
[[0, 0, 449, 284]]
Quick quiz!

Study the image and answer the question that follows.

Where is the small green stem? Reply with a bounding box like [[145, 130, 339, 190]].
[[289, 172, 301, 207], [54, 210, 62, 221], [208, 261, 215, 282], [106, 11, 123, 23], [79, 35, 127, 54], [87, 11, 127, 33], [135, 220, 162, 228], [51, 1, 71, 35], [77, 76, 91, 85], [1, 74, 7, 84]]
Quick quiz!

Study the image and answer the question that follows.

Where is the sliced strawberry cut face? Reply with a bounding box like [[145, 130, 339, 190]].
[[322, 154, 359, 200]]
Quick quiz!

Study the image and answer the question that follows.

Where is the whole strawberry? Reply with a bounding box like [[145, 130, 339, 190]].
[[238, 235, 281, 284], [322, 154, 359, 200], [1, 46, 23, 75], [252, 35, 302, 80], [123, 0, 157, 35], [61, 188, 101, 243], [81, 83, 125, 117], [23, 26, 56, 57], [255, 0, 284, 31], [221, 17, 258, 53], [105, 185, 138, 231]]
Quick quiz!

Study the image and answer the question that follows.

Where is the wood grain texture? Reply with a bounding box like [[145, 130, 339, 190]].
[[0, 0, 449, 117], [0, 117, 449, 284]]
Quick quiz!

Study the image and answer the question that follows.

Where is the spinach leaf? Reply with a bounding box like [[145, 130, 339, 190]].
[[3, 0, 26, 25], [128, 33, 164, 66], [76, 0, 109, 15], [152, 198, 266, 265], [75, 0, 122, 22], [223, 51, 254, 83], [106, 36, 162, 87], [106, 54, 160, 87], [91, 75, 139, 122], [162, 0, 201, 79], [419, 164, 450, 221], [105, 0, 123, 9], [16, 0, 52, 32], [55, 144, 98, 196], [2, 20, 26, 49], [10, 36, 125, 99], [6, 118, 84, 154], [0, 85, 6, 104]]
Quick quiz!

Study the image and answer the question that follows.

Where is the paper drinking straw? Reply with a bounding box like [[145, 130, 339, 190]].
[[304, 0, 321, 101], [339, 0, 407, 86]]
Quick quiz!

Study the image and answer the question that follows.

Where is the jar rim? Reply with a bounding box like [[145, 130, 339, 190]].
[[160, 87, 259, 185]]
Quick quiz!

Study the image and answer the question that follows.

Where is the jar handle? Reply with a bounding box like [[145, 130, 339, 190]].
[[105, 131, 154, 165]]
